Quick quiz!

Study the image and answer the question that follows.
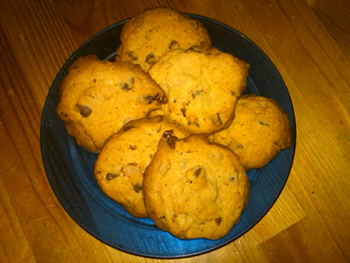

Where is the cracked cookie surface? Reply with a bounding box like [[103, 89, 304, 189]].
[[143, 133, 250, 239], [56, 55, 167, 152], [94, 116, 189, 218], [211, 94, 293, 170]]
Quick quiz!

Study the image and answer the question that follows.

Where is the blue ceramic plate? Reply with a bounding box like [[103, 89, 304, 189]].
[[40, 14, 296, 258]]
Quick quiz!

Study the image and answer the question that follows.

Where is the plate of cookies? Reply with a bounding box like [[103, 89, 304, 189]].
[[41, 7, 296, 258]]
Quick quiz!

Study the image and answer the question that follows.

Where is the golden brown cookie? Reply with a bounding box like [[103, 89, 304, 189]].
[[116, 7, 211, 72], [143, 132, 250, 240], [94, 116, 189, 218], [56, 55, 167, 152], [211, 94, 293, 170], [149, 48, 249, 135]]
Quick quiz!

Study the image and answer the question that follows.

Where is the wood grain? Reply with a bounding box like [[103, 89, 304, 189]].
[[0, 0, 349, 262]]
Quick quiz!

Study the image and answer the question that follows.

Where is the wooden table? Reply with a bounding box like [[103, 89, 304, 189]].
[[1, 0, 349, 262]]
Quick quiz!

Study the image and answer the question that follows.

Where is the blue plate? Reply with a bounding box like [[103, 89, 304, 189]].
[[40, 14, 296, 258]]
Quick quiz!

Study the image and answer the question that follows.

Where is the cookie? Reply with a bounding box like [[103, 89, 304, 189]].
[[211, 94, 293, 170], [116, 7, 211, 72], [56, 55, 167, 152], [143, 132, 250, 240], [94, 116, 189, 218], [149, 48, 250, 134]]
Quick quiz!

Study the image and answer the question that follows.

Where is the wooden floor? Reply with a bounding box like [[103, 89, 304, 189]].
[[0, 0, 349, 262]]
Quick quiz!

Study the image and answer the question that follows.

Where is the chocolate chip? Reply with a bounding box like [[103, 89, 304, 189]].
[[76, 104, 92, 117], [157, 95, 168, 104], [258, 120, 269, 126], [145, 53, 154, 60], [146, 95, 156, 104], [106, 173, 119, 181], [194, 168, 202, 177], [163, 130, 178, 149], [156, 115, 164, 122], [146, 93, 168, 104], [121, 82, 131, 91], [127, 51, 137, 61], [181, 107, 187, 117], [145, 53, 156, 66], [169, 40, 180, 50], [163, 130, 174, 138], [215, 217, 222, 225], [133, 183, 142, 193]]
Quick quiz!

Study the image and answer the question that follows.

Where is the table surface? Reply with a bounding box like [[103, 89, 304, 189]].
[[1, 0, 349, 262]]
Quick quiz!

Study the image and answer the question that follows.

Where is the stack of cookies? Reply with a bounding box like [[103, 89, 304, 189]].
[[56, 7, 292, 240]]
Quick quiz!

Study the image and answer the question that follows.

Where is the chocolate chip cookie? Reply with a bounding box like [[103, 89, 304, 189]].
[[116, 7, 211, 71], [143, 132, 250, 239], [149, 48, 250, 135], [56, 55, 167, 152], [94, 116, 189, 218], [211, 94, 293, 170]]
